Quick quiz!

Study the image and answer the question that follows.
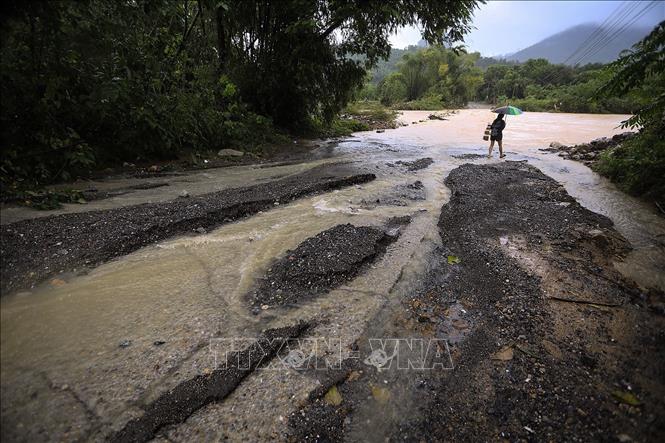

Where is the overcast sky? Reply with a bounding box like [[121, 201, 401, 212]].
[[389, 1, 665, 56]]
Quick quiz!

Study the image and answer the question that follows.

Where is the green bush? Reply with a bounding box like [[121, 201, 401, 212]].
[[396, 96, 446, 110], [344, 101, 397, 123], [509, 97, 557, 112], [593, 128, 665, 207]]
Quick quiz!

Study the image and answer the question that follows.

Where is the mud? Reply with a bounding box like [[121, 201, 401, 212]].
[[111, 322, 309, 443], [79, 181, 171, 201], [2, 110, 663, 442], [251, 223, 400, 308], [1, 165, 375, 295], [394, 157, 434, 171], [288, 162, 665, 442]]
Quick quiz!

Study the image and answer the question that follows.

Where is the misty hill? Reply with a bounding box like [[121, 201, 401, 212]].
[[505, 23, 652, 65]]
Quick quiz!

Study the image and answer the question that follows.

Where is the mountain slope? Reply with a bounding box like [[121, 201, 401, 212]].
[[505, 23, 653, 65]]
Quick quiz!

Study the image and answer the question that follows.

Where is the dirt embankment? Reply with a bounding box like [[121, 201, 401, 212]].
[[0, 165, 375, 295], [288, 162, 665, 442]]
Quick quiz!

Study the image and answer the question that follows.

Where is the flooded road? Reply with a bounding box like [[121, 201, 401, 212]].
[[2, 109, 664, 441]]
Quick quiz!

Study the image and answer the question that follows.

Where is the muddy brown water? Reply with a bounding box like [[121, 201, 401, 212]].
[[1, 110, 664, 441]]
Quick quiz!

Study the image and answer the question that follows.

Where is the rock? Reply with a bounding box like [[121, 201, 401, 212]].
[[591, 137, 611, 145], [612, 132, 635, 143], [376, 129, 385, 133], [218, 149, 245, 157], [119, 339, 132, 348], [491, 346, 514, 361], [587, 229, 611, 249], [179, 190, 190, 198], [542, 339, 563, 359], [50, 278, 66, 287], [195, 227, 206, 234], [153, 340, 166, 346]]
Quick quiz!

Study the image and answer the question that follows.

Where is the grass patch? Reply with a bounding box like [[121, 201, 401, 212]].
[[344, 101, 398, 123]]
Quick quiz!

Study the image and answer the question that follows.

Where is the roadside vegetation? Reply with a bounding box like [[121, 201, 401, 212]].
[[594, 22, 665, 210], [0, 0, 478, 193]]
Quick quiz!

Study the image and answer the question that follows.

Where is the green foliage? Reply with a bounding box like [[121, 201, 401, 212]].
[[344, 101, 397, 123], [593, 129, 665, 207], [398, 96, 446, 110], [0, 0, 280, 188], [0, 0, 481, 188], [378, 73, 408, 106], [473, 56, 647, 113], [599, 21, 664, 130], [3, 188, 88, 210], [219, 0, 479, 129], [593, 21, 665, 207], [364, 46, 482, 108], [307, 117, 370, 138]]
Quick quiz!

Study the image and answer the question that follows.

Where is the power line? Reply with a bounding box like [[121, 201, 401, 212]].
[[537, 1, 653, 86], [535, 2, 636, 85], [571, 1, 659, 66], [559, 1, 633, 66]]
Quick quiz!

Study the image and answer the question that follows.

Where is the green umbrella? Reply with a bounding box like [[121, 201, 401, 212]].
[[492, 105, 523, 115]]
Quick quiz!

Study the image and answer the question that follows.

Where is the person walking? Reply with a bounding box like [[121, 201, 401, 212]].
[[488, 113, 506, 158]]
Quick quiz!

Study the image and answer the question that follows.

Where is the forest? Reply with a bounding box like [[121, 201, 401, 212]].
[[357, 46, 651, 114], [0, 1, 662, 205], [0, 0, 478, 188]]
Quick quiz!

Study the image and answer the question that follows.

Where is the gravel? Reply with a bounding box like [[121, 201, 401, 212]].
[[1, 166, 375, 295]]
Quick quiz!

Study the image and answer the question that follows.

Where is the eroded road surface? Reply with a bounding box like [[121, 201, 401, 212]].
[[2, 110, 664, 442]]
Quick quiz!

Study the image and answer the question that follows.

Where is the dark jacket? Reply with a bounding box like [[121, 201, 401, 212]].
[[490, 118, 506, 137]]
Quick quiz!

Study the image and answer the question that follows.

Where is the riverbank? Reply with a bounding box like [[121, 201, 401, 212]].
[[543, 132, 665, 212]]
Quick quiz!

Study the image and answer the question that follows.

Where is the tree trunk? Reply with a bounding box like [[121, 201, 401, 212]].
[[215, 6, 227, 74]]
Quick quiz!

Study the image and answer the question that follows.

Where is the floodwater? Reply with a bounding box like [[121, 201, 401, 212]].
[[1, 109, 664, 440]]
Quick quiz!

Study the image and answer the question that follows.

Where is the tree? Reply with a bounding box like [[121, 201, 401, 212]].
[[378, 72, 408, 106], [0, 0, 482, 187], [600, 21, 664, 130], [210, 0, 481, 128]]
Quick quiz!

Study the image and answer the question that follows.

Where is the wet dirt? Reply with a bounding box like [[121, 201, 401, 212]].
[[1, 165, 375, 294], [288, 162, 665, 442], [2, 110, 664, 442], [251, 222, 403, 308]]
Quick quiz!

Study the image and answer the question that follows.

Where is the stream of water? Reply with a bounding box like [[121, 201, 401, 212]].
[[1, 109, 663, 440]]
